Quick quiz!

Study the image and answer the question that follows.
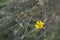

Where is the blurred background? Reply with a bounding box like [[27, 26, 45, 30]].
[[0, 0, 60, 40]]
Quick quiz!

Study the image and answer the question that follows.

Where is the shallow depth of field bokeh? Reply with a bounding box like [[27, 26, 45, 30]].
[[0, 0, 60, 40]]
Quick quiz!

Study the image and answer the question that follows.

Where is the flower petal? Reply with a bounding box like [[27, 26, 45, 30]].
[[36, 21, 40, 25], [35, 25, 39, 29]]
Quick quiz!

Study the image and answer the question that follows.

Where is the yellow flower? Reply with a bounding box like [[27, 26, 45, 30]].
[[35, 21, 44, 29]]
